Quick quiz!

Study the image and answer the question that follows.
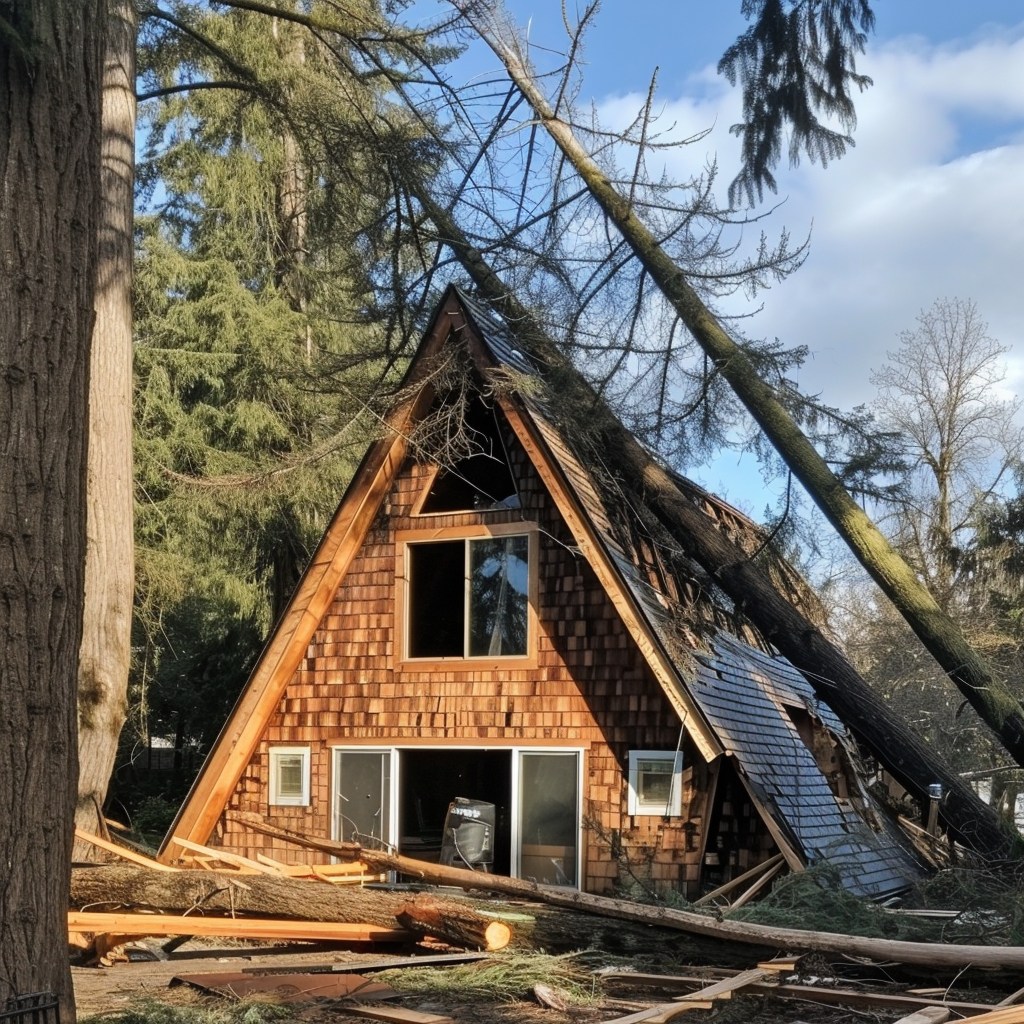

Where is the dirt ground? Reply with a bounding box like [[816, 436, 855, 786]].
[[71, 942, 1006, 1024]]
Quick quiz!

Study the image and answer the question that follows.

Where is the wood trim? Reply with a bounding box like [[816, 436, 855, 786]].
[[160, 294, 469, 861], [495, 398, 722, 763], [394, 523, 539, 671], [734, 770, 806, 874]]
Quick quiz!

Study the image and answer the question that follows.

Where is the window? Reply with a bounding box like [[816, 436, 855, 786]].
[[406, 532, 532, 659], [627, 750, 683, 816], [269, 746, 310, 806]]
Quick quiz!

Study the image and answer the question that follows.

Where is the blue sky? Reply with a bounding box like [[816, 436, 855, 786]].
[[434, 1, 1024, 512]]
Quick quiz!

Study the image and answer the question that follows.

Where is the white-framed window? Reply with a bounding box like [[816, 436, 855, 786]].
[[269, 746, 310, 806], [627, 750, 683, 816]]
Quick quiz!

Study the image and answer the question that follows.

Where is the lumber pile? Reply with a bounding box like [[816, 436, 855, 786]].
[[69, 830, 511, 964]]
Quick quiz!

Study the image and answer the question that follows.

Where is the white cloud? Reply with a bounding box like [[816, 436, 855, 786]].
[[599, 25, 1024, 416]]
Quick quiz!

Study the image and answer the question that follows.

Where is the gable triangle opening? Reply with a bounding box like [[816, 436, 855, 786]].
[[418, 394, 520, 513]]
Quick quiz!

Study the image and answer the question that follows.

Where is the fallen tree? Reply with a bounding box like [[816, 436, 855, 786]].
[[230, 814, 1024, 971], [407, 178, 1009, 860], [70, 864, 511, 951]]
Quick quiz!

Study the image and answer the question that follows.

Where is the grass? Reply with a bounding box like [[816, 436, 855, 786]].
[[375, 950, 613, 1005], [80, 998, 295, 1024]]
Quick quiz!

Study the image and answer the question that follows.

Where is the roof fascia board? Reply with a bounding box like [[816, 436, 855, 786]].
[[160, 294, 463, 859]]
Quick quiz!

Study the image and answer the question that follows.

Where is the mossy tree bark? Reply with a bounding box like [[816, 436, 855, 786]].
[[75, 0, 138, 863], [0, 2, 105, 1017], [466, 14, 1024, 773]]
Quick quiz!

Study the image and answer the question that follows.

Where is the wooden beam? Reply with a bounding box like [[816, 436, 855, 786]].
[[693, 854, 784, 906], [727, 859, 785, 911], [68, 911, 413, 944], [891, 1010, 951, 1024], [600, 969, 772, 1024], [74, 828, 178, 871], [173, 837, 285, 875]]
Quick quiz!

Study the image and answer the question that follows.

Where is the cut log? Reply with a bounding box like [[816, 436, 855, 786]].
[[70, 865, 511, 951], [395, 900, 511, 952], [228, 814, 1024, 971]]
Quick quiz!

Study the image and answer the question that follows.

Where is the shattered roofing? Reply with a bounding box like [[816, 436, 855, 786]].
[[455, 286, 924, 897]]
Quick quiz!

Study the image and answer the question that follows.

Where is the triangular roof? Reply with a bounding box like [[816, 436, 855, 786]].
[[161, 286, 922, 895]]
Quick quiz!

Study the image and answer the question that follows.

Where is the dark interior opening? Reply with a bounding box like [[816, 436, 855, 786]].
[[407, 541, 464, 657], [420, 398, 519, 513], [398, 748, 512, 875]]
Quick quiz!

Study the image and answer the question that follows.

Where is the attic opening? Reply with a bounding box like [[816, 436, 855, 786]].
[[417, 395, 519, 513]]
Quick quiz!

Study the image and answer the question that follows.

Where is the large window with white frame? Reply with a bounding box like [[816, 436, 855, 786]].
[[627, 750, 683, 816], [269, 746, 310, 807], [403, 530, 534, 660]]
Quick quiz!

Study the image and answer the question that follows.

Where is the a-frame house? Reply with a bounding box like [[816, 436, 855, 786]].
[[161, 286, 923, 898]]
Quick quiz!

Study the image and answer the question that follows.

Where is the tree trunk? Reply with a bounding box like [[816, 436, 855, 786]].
[[404, 181, 1008, 857], [228, 817, 1024, 971], [469, 15, 1024, 770], [75, 0, 138, 863], [0, 3, 105, 1018], [70, 866, 511, 950]]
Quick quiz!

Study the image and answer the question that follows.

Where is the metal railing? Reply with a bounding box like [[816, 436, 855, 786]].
[[0, 993, 60, 1024]]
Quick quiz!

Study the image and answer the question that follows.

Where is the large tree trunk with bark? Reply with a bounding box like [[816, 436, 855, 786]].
[[0, 3, 105, 1017], [75, 0, 138, 862], [467, 13, 1024, 771], [230, 817, 1024, 970], [404, 181, 1008, 858], [70, 866, 511, 950]]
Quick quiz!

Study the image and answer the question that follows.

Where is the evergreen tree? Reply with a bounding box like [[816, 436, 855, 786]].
[[124, 2, 439, 820]]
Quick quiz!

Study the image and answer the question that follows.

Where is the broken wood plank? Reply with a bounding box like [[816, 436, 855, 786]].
[[68, 911, 413, 944], [229, 814, 1024, 971], [727, 860, 785, 911], [241, 952, 489, 975], [997, 984, 1024, 1007], [174, 837, 285, 875], [693, 855, 785, 907], [340, 1007, 453, 1024], [891, 1009, 951, 1024], [952, 1007, 1024, 1024], [74, 828, 178, 871], [674, 968, 771, 1002], [599, 969, 770, 1023]]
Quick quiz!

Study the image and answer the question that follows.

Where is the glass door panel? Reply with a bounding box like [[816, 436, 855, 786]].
[[333, 749, 392, 846], [516, 751, 580, 886]]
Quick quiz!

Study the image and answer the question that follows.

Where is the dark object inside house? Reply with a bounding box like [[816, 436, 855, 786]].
[[439, 798, 496, 870]]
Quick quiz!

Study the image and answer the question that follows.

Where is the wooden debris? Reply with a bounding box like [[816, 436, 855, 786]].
[[340, 1008, 453, 1024], [230, 814, 1024, 971], [241, 952, 490, 976], [174, 837, 285, 875], [998, 984, 1024, 1007], [956, 1008, 1024, 1024], [70, 865, 510, 950], [891, 1009, 951, 1024], [693, 854, 785, 907], [532, 983, 570, 1011], [68, 911, 413, 944], [599, 968, 772, 1023], [170, 970, 400, 1002], [74, 828, 178, 871]]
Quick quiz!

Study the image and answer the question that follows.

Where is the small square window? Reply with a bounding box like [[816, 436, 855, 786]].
[[270, 746, 310, 807], [628, 750, 683, 816]]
